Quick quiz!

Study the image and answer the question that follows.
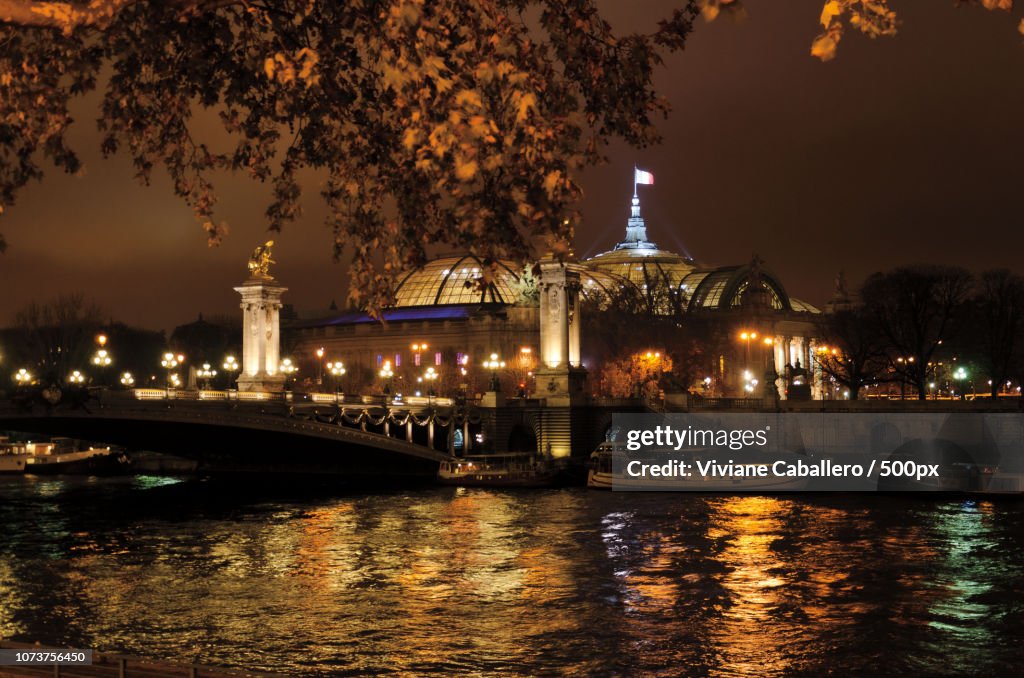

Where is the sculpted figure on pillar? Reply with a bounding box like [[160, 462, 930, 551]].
[[248, 240, 276, 278]]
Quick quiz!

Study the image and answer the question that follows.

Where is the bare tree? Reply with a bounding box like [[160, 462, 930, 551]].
[[861, 265, 972, 400], [14, 293, 104, 383], [814, 305, 889, 400], [968, 269, 1024, 398]]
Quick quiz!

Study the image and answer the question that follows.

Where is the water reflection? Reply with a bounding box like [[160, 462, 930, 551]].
[[0, 479, 1023, 675]]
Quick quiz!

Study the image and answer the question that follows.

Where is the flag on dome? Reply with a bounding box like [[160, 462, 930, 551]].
[[634, 168, 654, 185]]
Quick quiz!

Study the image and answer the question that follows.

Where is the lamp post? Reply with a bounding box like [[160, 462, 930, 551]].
[[328, 360, 346, 402], [120, 372, 135, 388], [279, 358, 297, 390], [379, 360, 394, 396], [738, 330, 757, 371], [14, 368, 32, 386], [411, 342, 429, 369], [953, 366, 968, 400], [92, 334, 112, 386], [483, 353, 506, 392], [742, 370, 759, 396], [160, 352, 180, 390], [197, 363, 217, 390], [423, 366, 438, 403], [316, 347, 324, 385], [222, 355, 240, 390], [68, 370, 86, 385], [91, 348, 112, 385]]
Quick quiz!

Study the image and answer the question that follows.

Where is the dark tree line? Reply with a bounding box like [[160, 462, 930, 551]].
[[816, 266, 1024, 400], [0, 294, 241, 389]]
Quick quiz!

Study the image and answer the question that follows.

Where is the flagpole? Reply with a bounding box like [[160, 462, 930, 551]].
[[633, 164, 637, 199]]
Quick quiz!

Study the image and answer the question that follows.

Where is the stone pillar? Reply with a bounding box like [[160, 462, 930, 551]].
[[533, 255, 588, 460], [568, 284, 582, 368], [534, 255, 588, 402], [539, 257, 570, 370], [234, 276, 288, 392], [808, 338, 824, 400], [774, 336, 786, 378]]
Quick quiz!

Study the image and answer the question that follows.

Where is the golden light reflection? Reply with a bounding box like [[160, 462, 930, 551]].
[[292, 503, 358, 589], [707, 496, 796, 676]]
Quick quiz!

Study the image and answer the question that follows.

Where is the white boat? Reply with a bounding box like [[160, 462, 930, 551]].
[[438, 453, 560, 488], [0, 437, 128, 476], [0, 437, 32, 474], [23, 438, 128, 475]]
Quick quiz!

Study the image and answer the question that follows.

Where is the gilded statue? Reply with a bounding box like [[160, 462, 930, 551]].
[[248, 240, 276, 278]]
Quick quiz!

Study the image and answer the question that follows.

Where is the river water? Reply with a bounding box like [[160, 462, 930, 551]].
[[0, 475, 1022, 676]]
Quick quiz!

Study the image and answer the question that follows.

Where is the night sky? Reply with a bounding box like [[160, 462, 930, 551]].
[[1, 1, 1022, 331]]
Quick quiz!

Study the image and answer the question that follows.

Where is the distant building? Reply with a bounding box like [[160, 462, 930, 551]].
[[170, 313, 240, 364], [289, 187, 823, 398]]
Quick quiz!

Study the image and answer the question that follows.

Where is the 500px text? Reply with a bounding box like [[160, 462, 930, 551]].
[[626, 458, 941, 481]]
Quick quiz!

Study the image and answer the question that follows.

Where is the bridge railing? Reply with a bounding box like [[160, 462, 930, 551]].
[[128, 388, 454, 408]]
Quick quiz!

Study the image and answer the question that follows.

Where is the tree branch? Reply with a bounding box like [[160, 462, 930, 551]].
[[0, 0, 233, 31], [0, 0, 138, 30]]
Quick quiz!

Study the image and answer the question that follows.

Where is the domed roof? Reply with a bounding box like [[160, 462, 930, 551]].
[[583, 192, 696, 313], [392, 254, 521, 307], [576, 265, 637, 308]]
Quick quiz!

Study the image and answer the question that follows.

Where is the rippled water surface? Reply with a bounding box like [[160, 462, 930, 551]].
[[1, 475, 1023, 676]]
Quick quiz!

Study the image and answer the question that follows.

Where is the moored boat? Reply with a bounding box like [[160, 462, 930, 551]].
[[22, 438, 129, 475], [438, 453, 560, 488], [0, 437, 32, 474]]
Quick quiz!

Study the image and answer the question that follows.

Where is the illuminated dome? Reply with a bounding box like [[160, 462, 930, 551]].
[[682, 261, 819, 313], [577, 266, 637, 308], [392, 254, 521, 307], [584, 193, 696, 312]]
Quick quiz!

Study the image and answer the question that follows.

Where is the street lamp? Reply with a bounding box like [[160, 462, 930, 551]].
[[379, 360, 394, 395], [953, 366, 968, 400], [14, 368, 32, 385], [68, 370, 86, 384], [161, 352, 180, 389], [738, 330, 758, 375], [316, 347, 325, 385], [91, 348, 112, 386], [222, 355, 240, 389], [120, 371, 135, 388], [483, 353, 506, 392], [411, 342, 429, 368], [197, 363, 217, 390], [327, 360, 346, 401], [423, 366, 438, 401], [742, 369, 759, 395], [279, 358, 297, 389]]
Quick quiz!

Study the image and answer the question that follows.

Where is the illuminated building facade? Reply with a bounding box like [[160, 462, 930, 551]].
[[290, 188, 823, 399]]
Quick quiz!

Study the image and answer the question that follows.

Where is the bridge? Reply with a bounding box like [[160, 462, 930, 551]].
[[0, 388, 477, 479]]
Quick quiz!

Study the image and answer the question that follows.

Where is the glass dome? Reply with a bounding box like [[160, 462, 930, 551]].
[[583, 192, 696, 314], [685, 263, 810, 312], [577, 266, 637, 308], [392, 254, 522, 307]]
